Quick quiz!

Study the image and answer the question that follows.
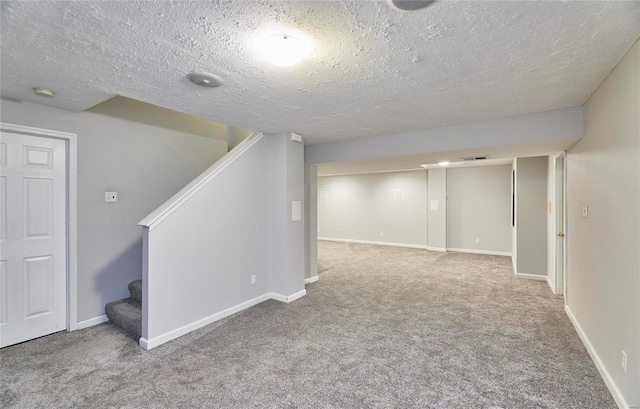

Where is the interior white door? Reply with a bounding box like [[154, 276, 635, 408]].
[[0, 131, 67, 347]]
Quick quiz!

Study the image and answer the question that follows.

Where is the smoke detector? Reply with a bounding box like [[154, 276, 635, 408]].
[[387, 0, 435, 11], [33, 87, 55, 98], [188, 72, 224, 88]]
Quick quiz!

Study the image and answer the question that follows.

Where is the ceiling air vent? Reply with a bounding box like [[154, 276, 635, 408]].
[[461, 156, 489, 162], [460, 155, 489, 165]]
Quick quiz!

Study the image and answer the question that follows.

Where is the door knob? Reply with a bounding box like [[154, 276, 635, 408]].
[[557, 232, 565, 237]]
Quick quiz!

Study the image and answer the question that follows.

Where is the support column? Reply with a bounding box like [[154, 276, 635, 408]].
[[427, 168, 447, 251], [305, 164, 318, 281], [267, 132, 306, 300]]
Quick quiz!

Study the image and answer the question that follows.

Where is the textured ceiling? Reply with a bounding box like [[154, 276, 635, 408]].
[[1, 1, 639, 144]]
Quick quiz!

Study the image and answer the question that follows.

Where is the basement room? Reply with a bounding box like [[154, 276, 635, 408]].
[[1, 1, 638, 408]]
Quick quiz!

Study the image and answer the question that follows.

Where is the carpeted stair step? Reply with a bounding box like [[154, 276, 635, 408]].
[[128, 280, 142, 303], [105, 299, 142, 341]]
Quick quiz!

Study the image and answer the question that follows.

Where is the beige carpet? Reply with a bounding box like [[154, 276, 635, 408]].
[[0, 241, 615, 408]]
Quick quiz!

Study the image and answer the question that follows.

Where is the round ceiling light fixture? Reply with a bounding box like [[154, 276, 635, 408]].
[[33, 87, 55, 98], [387, 0, 435, 11], [255, 33, 314, 67], [188, 72, 224, 88]]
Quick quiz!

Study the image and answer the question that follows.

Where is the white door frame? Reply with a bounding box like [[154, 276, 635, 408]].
[[552, 152, 568, 300], [561, 152, 568, 303], [0, 122, 78, 331]]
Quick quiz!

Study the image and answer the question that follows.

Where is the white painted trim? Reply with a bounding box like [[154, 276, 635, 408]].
[[140, 293, 272, 350], [427, 246, 447, 252], [76, 314, 108, 330], [0, 123, 78, 332], [515, 273, 547, 281], [565, 305, 629, 409], [319, 237, 428, 249], [562, 152, 569, 304], [139, 132, 264, 230], [141, 289, 308, 350], [305, 275, 319, 284], [546, 275, 556, 293], [447, 248, 511, 257], [269, 289, 307, 303]]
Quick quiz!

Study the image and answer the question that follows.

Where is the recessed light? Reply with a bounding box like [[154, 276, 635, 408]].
[[387, 0, 435, 11], [188, 72, 224, 88], [438, 161, 450, 166], [33, 87, 55, 98], [255, 33, 314, 67]]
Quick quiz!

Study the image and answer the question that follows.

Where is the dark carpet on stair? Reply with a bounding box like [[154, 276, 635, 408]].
[[0, 241, 616, 408]]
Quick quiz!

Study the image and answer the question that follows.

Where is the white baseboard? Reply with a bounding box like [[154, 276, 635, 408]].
[[139, 289, 309, 350], [546, 275, 556, 293], [565, 305, 629, 409], [427, 246, 447, 252], [305, 275, 319, 284], [76, 314, 108, 330], [447, 248, 511, 257], [319, 237, 427, 250], [270, 289, 307, 303], [514, 273, 547, 281], [140, 293, 271, 350]]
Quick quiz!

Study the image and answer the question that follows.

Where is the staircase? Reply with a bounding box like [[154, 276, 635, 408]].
[[105, 280, 142, 341]]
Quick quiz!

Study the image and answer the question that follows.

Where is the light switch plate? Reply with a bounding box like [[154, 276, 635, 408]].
[[582, 204, 589, 218], [105, 192, 118, 202]]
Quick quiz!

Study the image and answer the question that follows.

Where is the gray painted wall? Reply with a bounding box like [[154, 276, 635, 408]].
[[427, 168, 447, 250], [317, 166, 513, 253], [447, 165, 512, 253], [227, 126, 254, 151], [318, 171, 427, 247], [142, 132, 306, 344], [145, 136, 271, 339], [0, 99, 228, 321], [515, 156, 548, 276], [281, 132, 306, 296], [567, 40, 639, 406]]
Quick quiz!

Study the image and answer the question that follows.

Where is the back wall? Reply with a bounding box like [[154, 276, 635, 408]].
[[318, 165, 512, 254], [318, 171, 427, 247]]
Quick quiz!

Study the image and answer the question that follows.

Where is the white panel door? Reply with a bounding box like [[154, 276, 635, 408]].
[[0, 132, 67, 347]]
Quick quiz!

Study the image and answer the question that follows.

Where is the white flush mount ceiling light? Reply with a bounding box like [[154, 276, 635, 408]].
[[255, 33, 314, 67], [388, 0, 435, 11], [33, 87, 55, 97], [438, 161, 450, 166], [188, 72, 224, 88]]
